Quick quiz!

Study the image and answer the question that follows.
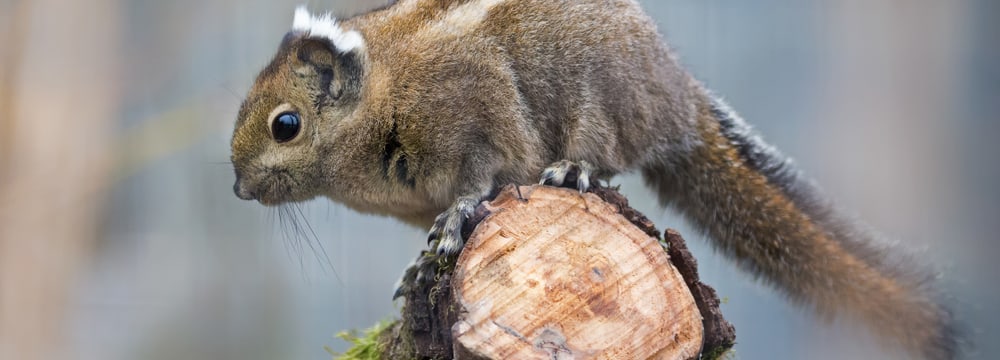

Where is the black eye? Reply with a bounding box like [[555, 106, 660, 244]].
[[271, 112, 301, 143]]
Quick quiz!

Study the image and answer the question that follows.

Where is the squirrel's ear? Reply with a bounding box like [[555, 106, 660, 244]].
[[293, 38, 337, 74], [291, 38, 363, 101]]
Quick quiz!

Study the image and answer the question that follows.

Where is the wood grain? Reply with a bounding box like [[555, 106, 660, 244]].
[[450, 185, 703, 360]]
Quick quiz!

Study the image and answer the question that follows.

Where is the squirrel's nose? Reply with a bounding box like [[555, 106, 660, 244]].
[[233, 178, 257, 200]]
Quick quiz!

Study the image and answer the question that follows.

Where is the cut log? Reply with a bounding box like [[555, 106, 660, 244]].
[[385, 185, 735, 360]]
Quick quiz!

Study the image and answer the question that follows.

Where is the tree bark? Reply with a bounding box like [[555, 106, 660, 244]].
[[386, 185, 735, 360]]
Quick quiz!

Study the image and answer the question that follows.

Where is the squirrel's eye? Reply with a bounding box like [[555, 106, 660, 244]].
[[271, 112, 301, 143]]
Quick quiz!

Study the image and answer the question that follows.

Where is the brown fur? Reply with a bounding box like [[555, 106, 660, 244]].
[[643, 95, 955, 358], [231, 0, 957, 358]]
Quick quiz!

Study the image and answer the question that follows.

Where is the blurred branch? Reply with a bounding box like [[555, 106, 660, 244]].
[[0, 0, 29, 172], [0, 1, 120, 360]]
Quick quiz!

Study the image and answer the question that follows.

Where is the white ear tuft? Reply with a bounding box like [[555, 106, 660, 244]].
[[292, 6, 312, 31], [291, 5, 365, 52]]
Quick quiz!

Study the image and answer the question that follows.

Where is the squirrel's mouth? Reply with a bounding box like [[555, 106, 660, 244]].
[[256, 197, 285, 207], [242, 187, 291, 207], [233, 172, 294, 206]]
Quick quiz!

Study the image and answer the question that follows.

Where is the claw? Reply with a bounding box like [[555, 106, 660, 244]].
[[393, 251, 424, 299], [392, 266, 411, 299], [392, 283, 405, 300], [539, 160, 594, 193]]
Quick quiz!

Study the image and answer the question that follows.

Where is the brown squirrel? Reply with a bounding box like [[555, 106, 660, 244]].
[[230, 1, 958, 358]]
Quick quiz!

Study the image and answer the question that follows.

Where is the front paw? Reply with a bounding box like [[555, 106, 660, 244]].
[[428, 196, 478, 256], [393, 196, 480, 300], [539, 160, 594, 192]]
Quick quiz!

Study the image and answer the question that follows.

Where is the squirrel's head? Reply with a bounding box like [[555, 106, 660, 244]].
[[231, 6, 365, 206]]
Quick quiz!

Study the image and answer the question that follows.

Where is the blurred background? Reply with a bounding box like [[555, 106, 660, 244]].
[[1, 0, 997, 359]]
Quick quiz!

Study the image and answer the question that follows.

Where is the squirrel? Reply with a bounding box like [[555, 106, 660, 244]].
[[229, 1, 958, 358]]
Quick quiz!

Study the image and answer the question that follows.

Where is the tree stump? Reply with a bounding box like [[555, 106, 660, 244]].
[[385, 185, 735, 360]]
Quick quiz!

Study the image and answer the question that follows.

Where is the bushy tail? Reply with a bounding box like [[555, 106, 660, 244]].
[[642, 95, 959, 359]]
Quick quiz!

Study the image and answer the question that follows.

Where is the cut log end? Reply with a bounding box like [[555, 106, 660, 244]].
[[389, 185, 735, 360], [452, 185, 703, 359]]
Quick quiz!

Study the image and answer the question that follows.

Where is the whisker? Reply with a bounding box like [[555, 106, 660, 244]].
[[221, 84, 241, 101], [209, 73, 244, 104], [274, 205, 302, 271], [281, 205, 307, 272], [274, 203, 344, 284], [293, 203, 341, 283]]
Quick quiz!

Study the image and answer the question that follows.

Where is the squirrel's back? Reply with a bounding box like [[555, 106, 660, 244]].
[[350, 0, 702, 183]]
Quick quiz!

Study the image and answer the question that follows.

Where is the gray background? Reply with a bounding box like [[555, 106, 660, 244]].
[[43, 0, 999, 359]]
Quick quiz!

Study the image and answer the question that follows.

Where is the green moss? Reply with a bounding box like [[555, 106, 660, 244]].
[[327, 320, 395, 360], [701, 346, 736, 360]]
